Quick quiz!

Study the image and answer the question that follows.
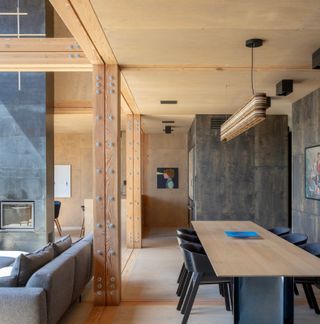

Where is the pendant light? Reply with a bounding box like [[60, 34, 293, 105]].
[[220, 39, 269, 142]]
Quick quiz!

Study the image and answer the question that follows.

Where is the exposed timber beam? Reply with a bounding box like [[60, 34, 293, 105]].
[[120, 64, 312, 72], [0, 52, 92, 72], [120, 74, 140, 114], [49, 0, 103, 64], [69, 0, 117, 64], [54, 0, 140, 114], [53, 107, 92, 114], [0, 37, 81, 52]]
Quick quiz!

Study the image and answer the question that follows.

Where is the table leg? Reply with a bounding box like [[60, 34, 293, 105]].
[[233, 277, 294, 324]]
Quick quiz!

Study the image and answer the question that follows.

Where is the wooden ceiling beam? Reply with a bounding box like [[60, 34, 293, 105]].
[[120, 64, 312, 72], [69, 0, 117, 64], [54, 107, 92, 114], [0, 37, 81, 52], [120, 74, 140, 115], [0, 52, 92, 72], [49, 0, 103, 65], [63, 0, 140, 114]]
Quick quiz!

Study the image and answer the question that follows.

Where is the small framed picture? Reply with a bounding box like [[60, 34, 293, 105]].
[[157, 168, 179, 189], [305, 145, 320, 200]]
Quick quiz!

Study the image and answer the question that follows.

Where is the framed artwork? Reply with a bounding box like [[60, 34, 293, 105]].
[[157, 168, 179, 189], [305, 145, 320, 200], [188, 148, 194, 200]]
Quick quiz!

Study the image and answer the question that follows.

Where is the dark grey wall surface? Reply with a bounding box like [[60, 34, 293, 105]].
[[292, 89, 320, 242], [0, 0, 54, 251], [191, 115, 288, 229]]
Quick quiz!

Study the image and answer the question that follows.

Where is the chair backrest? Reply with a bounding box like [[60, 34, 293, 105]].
[[302, 243, 320, 257], [54, 201, 61, 219], [177, 233, 200, 244], [282, 233, 308, 246], [176, 228, 197, 237], [180, 243, 213, 273], [268, 227, 290, 236]]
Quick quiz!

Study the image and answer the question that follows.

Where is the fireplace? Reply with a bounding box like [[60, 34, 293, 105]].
[[0, 201, 35, 230]]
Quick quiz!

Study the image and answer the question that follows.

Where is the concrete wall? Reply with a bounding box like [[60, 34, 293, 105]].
[[0, 0, 53, 251], [0, 73, 54, 251], [143, 133, 188, 228], [190, 115, 288, 229], [292, 89, 320, 242], [54, 133, 92, 227]]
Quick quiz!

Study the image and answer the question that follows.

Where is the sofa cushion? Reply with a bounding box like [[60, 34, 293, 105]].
[[0, 276, 17, 287], [11, 244, 54, 286], [53, 235, 72, 257], [0, 256, 15, 269]]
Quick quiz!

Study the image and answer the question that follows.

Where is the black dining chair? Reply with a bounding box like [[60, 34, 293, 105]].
[[176, 233, 202, 296], [295, 243, 320, 314], [268, 227, 290, 236], [176, 228, 198, 237], [54, 201, 62, 237], [282, 233, 308, 246], [179, 243, 232, 324]]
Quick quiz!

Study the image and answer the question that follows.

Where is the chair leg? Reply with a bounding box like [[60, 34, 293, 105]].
[[177, 267, 188, 297], [177, 263, 186, 284], [55, 219, 62, 237], [306, 284, 320, 314], [219, 283, 224, 297], [181, 275, 194, 314], [294, 283, 299, 295], [302, 283, 314, 309], [228, 282, 233, 313], [223, 283, 231, 311], [177, 271, 192, 311], [182, 273, 202, 324]]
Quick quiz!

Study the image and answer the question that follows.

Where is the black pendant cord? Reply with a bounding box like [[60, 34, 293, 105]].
[[251, 46, 255, 95]]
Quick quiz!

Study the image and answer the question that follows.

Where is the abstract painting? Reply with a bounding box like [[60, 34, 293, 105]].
[[157, 168, 179, 189], [305, 145, 320, 200]]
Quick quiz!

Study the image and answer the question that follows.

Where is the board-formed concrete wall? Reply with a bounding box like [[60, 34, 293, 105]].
[[0, 0, 54, 251], [189, 114, 288, 229], [292, 89, 320, 242]]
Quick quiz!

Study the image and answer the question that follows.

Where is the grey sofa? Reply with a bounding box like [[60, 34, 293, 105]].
[[0, 234, 93, 324]]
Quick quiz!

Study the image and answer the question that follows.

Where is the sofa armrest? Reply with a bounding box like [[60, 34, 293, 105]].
[[0, 287, 47, 324]]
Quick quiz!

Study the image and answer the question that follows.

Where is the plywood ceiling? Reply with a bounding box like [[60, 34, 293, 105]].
[[89, 0, 320, 132]]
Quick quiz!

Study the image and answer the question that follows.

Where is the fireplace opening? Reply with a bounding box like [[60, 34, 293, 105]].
[[0, 201, 35, 230]]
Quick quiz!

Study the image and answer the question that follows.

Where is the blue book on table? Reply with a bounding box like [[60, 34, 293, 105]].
[[224, 231, 260, 238]]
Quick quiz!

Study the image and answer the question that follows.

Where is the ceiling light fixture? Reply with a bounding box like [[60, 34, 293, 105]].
[[160, 100, 177, 104], [162, 120, 175, 124], [163, 125, 174, 134], [220, 38, 269, 142]]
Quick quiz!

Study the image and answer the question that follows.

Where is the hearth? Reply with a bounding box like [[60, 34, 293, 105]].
[[0, 201, 35, 230]]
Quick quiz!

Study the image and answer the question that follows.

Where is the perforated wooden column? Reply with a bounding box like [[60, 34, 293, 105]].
[[92, 64, 121, 306], [92, 65, 106, 305], [126, 114, 134, 248], [133, 115, 142, 248], [105, 64, 121, 305]]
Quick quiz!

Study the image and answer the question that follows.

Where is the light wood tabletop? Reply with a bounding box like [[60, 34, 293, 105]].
[[192, 221, 320, 277]]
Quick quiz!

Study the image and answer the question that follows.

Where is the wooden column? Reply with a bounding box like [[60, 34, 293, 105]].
[[126, 114, 134, 248], [133, 115, 142, 248], [92, 65, 106, 305], [105, 64, 121, 305], [92, 64, 121, 306]]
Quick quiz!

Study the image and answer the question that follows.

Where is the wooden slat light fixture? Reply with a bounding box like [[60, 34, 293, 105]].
[[220, 38, 269, 142], [220, 93, 268, 141]]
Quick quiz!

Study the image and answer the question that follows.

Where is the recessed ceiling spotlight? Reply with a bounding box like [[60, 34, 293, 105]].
[[160, 100, 178, 104], [164, 125, 174, 134]]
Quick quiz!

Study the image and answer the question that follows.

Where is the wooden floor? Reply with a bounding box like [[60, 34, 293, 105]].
[[60, 228, 320, 324]]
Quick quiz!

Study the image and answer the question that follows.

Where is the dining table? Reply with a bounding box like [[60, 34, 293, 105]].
[[192, 220, 320, 324]]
